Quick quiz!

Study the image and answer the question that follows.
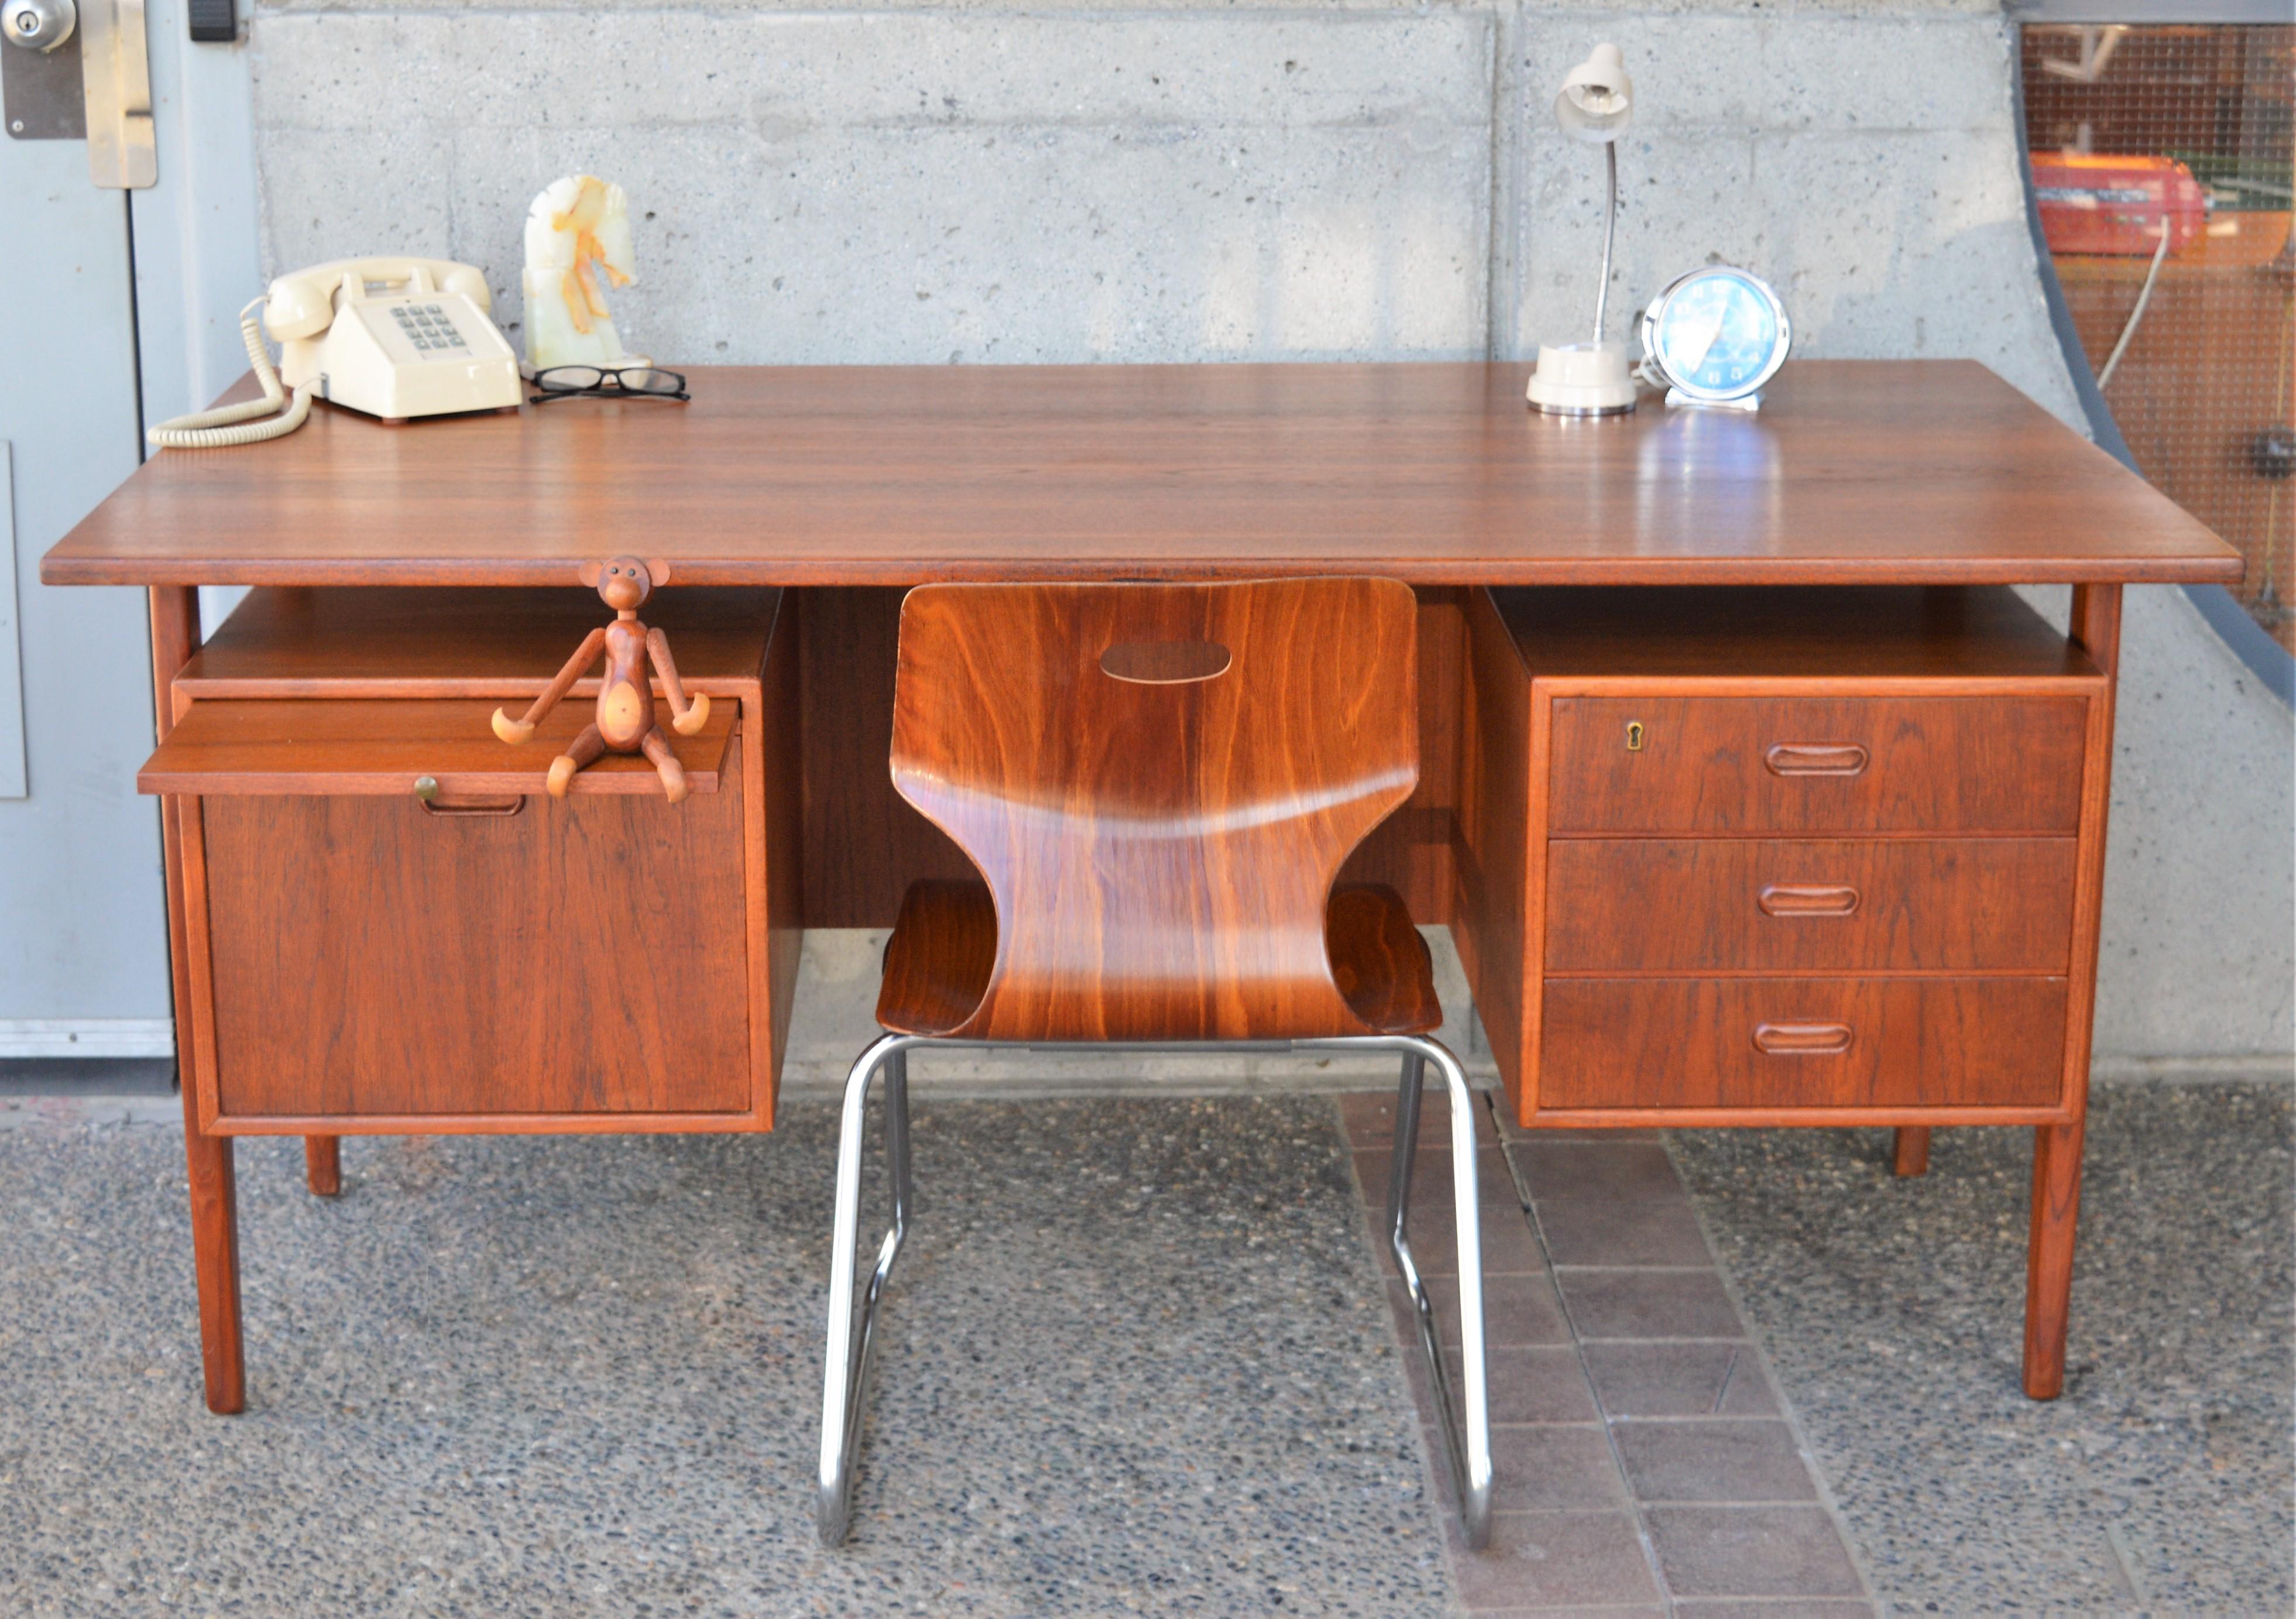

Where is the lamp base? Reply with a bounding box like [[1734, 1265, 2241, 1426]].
[[1527, 342, 1638, 416]]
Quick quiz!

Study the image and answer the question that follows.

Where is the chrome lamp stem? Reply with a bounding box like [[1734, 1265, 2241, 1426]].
[[1592, 141, 1617, 348]]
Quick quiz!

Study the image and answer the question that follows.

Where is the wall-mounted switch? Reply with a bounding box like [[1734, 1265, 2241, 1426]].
[[187, 0, 229, 42]]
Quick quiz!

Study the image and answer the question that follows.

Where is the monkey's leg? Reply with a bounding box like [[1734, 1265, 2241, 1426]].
[[640, 727, 688, 805], [547, 724, 607, 798]]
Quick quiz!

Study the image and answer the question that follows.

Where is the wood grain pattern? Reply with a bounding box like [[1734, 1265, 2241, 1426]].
[[1453, 586, 1537, 1107], [1547, 695, 2093, 835], [2024, 581, 2123, 1401], [1540, 977, 2068, 1112], [753, 589, 806, 1110], [303, 1136, 341, 1196], [1324, 886, 1441, 1035], [1489, 584, 2103, 681], [1460, 584, 2111, 1133], [177, 585, 780, 697], [200, 752, 753, 1122], [150, 586, 245, 1415], [1544, 837, 2079, 975], [43, 363, 2242, 588], [140, 697, 732, 797], [1337, 588, 1464, 925], [887, 578, 1423, 1042], [2024, 1120, 2086, 1398], [806, 584, 1466, 930], [875, 880, 1003, 1037], [799, 587, 976, 928]]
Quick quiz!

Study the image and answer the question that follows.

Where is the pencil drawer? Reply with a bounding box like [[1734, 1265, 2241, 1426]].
[[1545, 837, 2079, 975], [1547, 695, 2089, 835], [1540, 977, 2068, 1112]]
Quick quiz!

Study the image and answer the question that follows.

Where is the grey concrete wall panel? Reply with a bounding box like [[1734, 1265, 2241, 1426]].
[[250, 9, 1498, 365], [2093, 584, 2294, 1068]]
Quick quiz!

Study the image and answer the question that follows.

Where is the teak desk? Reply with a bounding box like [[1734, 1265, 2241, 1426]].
[[43, 361, 2241, 1418]]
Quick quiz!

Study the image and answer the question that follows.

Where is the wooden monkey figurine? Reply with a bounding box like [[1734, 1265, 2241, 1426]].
[[490, 556, 711, 802]]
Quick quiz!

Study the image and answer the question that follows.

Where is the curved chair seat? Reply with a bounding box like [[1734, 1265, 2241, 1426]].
[[877, 878, 1442, 1039]]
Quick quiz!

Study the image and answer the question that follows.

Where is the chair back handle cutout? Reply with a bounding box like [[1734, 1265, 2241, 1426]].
[[1100, 639, 1231, 685]]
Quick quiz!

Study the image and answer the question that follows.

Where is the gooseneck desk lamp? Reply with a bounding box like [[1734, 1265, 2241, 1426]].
[[1526, 43, 1637, 417]]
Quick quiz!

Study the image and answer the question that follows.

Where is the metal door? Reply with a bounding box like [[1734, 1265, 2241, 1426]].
[[0, 0, 249, 1070]]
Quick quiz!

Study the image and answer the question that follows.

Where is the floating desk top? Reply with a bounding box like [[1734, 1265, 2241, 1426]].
[[43, 360, 2240, 589]]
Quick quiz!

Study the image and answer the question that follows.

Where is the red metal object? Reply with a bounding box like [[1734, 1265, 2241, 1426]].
[[2032, 153, 2208, 256]]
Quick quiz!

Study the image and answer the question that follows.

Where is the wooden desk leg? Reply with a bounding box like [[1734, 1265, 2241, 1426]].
[[2023, 582, 2120, 1402], [1891, 1126, 1931, 1178], [152, 586, 246, 1414], [2023, 1119, 2085, 1398], [304, 1136, 342, 1196], [182, 1065, 246, 1412]]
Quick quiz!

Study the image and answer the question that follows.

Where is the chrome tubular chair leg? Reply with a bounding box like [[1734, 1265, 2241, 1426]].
[[1386, 1036, 1494, 1549], [818, 1033, 918, 1546]]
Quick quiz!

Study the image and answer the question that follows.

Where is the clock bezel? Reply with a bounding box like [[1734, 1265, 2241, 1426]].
[[1639, 266, 1793, 403]]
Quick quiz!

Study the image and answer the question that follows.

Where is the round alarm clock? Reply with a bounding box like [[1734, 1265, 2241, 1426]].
[[1639, 266, 1792, 407]]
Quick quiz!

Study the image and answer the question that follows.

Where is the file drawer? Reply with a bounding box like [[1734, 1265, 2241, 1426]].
[[1540, 976, 2069, 1112], [1547, 695, 2089, 835], [143, 586, 804, 1134], [1544, 836, 2079, 975], [198, 764, 753, 1119]]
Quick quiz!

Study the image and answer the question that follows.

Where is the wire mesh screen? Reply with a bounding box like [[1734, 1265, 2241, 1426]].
[[2023, 24, 2294, 653]]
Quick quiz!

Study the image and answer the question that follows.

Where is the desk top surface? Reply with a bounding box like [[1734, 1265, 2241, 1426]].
[[42, 360, 2241, 589]]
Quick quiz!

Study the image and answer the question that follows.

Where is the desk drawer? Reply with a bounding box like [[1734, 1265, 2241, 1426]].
[[1540, 976, 2066, 1112], [198, 765, 753, 1120], [1545, 837, 2078, 975], [1547, 695, 2088, 834]]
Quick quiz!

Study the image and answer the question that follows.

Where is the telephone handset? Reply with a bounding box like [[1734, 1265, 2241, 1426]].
[[149, 258, 523, 449]]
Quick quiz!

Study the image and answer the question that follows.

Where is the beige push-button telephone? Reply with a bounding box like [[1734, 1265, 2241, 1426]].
[[149, 258, 523, 448]]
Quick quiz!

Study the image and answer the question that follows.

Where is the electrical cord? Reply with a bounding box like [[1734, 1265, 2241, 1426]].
[[2095, 224, 2171, 392], [146, 297, 317, 449]]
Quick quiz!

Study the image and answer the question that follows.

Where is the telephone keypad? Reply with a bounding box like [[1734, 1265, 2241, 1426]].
[[386, 301, 473, 360]]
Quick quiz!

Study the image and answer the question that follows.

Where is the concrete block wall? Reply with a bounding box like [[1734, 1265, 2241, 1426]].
[[244, 0, 2293, 1070]]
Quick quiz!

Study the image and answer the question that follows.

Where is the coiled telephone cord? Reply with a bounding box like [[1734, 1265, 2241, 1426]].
[[146, 298, 316, 449]]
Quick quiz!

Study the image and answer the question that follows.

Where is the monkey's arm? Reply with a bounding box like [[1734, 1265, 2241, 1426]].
[[493, 626, 606, 745], [648, 627, 712, 737]]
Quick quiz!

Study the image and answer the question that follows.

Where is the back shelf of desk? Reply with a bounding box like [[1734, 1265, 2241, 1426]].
[[146, 587, 804, 1137]]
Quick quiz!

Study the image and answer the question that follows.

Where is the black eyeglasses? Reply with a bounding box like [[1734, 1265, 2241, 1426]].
[[528, 366, 689, 404]]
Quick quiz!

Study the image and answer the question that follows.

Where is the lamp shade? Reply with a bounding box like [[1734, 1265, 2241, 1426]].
[[1554, 42, 1632, 143]]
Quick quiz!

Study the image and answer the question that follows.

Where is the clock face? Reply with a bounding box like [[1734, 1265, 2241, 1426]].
[[1648, 268, 1789, 401]]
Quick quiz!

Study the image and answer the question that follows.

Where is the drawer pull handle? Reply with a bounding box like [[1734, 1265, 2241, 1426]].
[[1765, 742, 1868, 777], [1758, 883, 1861, 918], [418, 795, 526, 819], [1753, 1021, 1854, 1056]]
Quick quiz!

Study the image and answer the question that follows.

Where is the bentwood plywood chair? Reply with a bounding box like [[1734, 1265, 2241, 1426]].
[[817, 577, 1494, 1548]]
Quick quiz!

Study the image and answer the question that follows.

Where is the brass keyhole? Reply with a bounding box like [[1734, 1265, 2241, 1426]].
[[1625, 721, 1645, 752]]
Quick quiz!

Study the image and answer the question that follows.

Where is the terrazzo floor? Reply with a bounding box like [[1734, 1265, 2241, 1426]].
[[1672, 1080, 2295, 1615], [4, 1078, 2290, 1616]]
